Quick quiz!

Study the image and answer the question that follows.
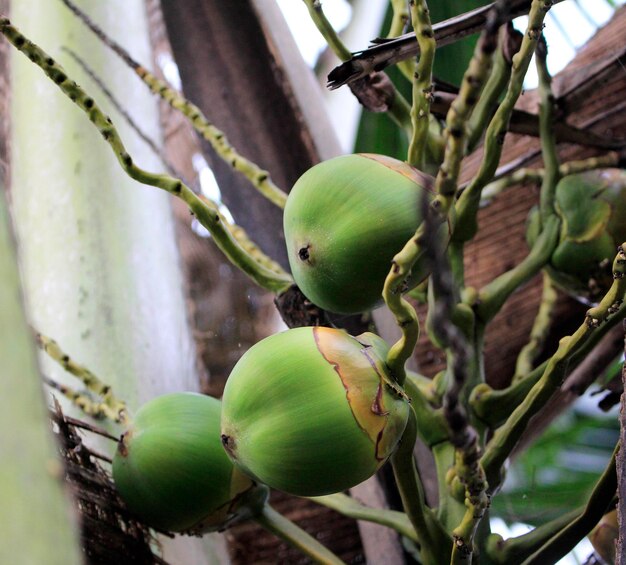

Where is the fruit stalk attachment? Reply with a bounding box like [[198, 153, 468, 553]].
[[254, 505, 346, 565]]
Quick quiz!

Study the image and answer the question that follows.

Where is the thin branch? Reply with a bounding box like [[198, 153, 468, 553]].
[[454, 0, 553, 244], [60, 0, 288, 209], [522, 446, 618, 565], [481, 244, 626, 492], [407, 0, 435, 170], [0, 17, 293, 293]]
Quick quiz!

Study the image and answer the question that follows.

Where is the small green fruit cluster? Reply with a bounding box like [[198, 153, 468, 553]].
[[284, 154, 450, 314], [112, 392, 268, 534], [220, 326, 410, 496], [528, 169, 626, 303]]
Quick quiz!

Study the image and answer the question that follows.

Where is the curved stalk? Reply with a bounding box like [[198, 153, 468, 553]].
[[475, 215, 560, 324], [254, 505, 346, 565], [391, 409, 452, 564], [0, 17, 293, 294], [309, 493, 418, 542], [481, 152, 621, 204], [481, 245, 626, 491], [514, 273, 557, 381], [536, 36, 560, 225], [60, 0, 288, 209], [36, 333, 129, 425], [466, 27, 518, 153], [407, 0, 435, 170], [302, 0, 413, 135], [454, 0, 552, 243], [487, 506, 581, 563], [471, 300, 626, 428], [388, 0, 416, 81], [522, 446, 618, 565]]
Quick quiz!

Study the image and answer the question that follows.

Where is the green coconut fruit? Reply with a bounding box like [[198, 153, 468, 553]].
[[527, 169, 626, 303], [112, 392, 268, 534], [284, 153, 451, 314], [220, 326, 410, 497]]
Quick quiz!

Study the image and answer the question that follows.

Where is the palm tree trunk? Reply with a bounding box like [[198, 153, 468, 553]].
[[7, 1, 228, 562]]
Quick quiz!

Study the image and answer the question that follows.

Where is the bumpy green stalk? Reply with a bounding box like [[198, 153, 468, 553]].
[[255, 505, 346, 565], [60, 0, 288, 210], [475, 215, 560, 324], [514, 273, 557, 380], [43, 376, 124, 424], [454, 0, 552, 243], [487, 506, 581, 563], [388, 0, 416, 81], [433, 2, 504, 216], [302, 0, 413, 135], [407, 0, 435, 170], [521, 446, 618, 565], [310, 493, 418, 542], [466, 35, 514, 153], [382, 3, 504, 381], [382, 250, 421, 386], [0, 17, 292, 294], [471, 299, 626, 428], [302, 0, 351, 61], [481, 245, 626, 491], [536, 37, 560, 225], [36, 333, 128, 425], [481, 152, 621, 203], [391, 409, 451, 564]]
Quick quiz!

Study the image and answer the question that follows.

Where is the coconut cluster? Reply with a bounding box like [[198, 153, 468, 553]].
[[527, 169, 626, 303]]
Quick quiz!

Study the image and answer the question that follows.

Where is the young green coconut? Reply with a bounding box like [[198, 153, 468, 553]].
[[112, 392, 268, 534], [220, 326, 411, 497], [284, 153, 451, 314], [527, 169, 626, 303]]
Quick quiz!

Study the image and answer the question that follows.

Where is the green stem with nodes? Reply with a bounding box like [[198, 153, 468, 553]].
[[536, 36, 560, 225], [481, 244, 626, 492], [475, 215, 560, 324], [388, 0, 416, 81], [382, 249, 421, 386], [43, 376, 124, 424], [0, 17, 293, 294], [466, 28, 518, 153], [433, 2, 505, 217], [407, 0, 435, 170], [301, 0, 413, 136], [36, 333, 129, 425], [481, 151, 622, 203], [514, 273, 557, 380], [302, 0, 351, 61], [454, 0, 552, 243], [310, 493, 418, 543], [522, 446, 618, 565], [60, 0, 288, 209], [391, 409, 452, 565], [382, 3, 505, 382], [404, 374, 450, 447], [471, 299, 626, 428], [487, 506, 581, 563], [254, 505, 346, 565]]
